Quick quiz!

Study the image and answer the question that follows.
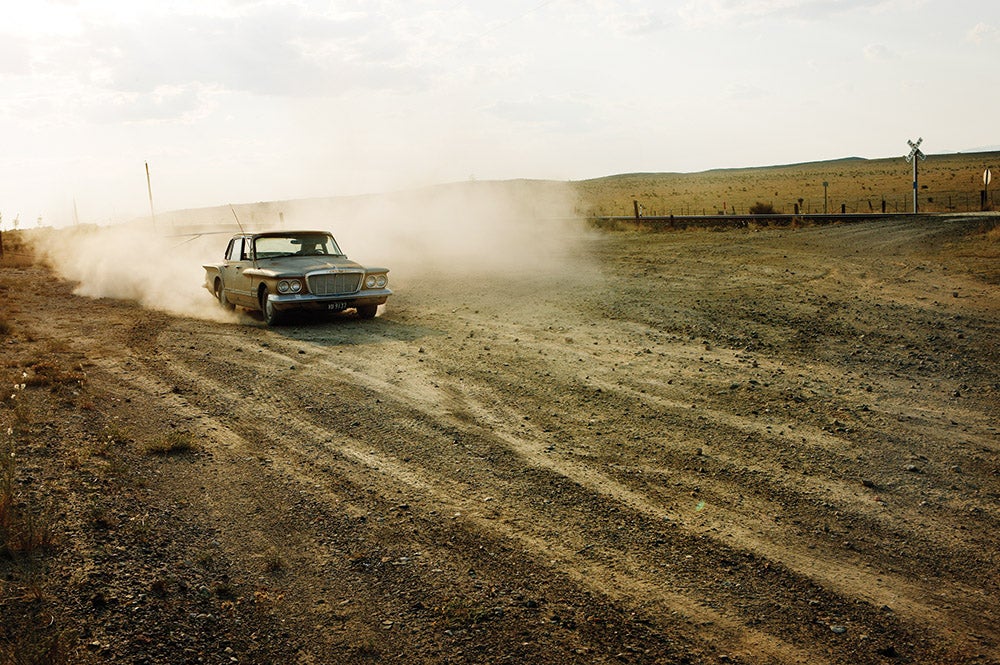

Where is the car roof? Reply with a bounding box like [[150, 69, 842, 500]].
[[234, 230, 334, 239], [250, 230, 331, 237]]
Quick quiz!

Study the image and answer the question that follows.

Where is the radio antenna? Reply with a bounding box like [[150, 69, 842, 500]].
[[229, 204, 246, 234]]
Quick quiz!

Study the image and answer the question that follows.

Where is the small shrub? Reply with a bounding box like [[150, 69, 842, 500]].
[[985, 221, 1000, 242], [145, 432, 196, 456], [25, 362, 86, 390], [749, 201, 777, 214], [2, 627, 78, 665], [264, 548, 286, 572], [1, 493, 58, 557]]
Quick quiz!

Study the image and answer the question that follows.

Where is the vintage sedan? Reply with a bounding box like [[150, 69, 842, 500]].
[[203, 230, 391, 325]]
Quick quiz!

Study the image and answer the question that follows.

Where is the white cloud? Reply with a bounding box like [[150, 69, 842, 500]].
[[678, 0, 900, 26], [863, 43, 893, 61], [1, 0, 999, 226], [967, 22, 999, 44]]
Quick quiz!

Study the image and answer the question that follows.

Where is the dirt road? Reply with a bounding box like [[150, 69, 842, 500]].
[[2, 216, 998, 664]]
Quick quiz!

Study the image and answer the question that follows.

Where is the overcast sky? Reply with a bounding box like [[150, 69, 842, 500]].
[[1, 0, 996, 226]]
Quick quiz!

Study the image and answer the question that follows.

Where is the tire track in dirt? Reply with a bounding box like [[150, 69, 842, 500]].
[[105, 345, 834, 664], [100, 338, 749, 662], [428, 368, 997, 654], [108, 316, 973, 663], [74, 216, 998, 664]]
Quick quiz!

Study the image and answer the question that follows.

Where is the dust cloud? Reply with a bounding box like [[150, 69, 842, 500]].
[[29, 223, 238, 323], [296, 180, 592, 279], [28, 180, 594, 322]]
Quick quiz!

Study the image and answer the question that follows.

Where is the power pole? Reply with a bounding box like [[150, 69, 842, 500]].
[[146, 161, 156, 232], [905, 138, 926, 213], [984, 167, 993, 211]]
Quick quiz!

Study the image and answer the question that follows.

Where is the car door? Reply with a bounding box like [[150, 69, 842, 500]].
[[220, 236, 256, 307]]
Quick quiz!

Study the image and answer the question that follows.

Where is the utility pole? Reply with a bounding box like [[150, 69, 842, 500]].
[[905, 138, 926, 213], [145, 161, 156, 232], [984, 167, 993, 211]]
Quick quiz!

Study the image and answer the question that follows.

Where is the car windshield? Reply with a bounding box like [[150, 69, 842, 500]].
[[254, 233, 343, 259]]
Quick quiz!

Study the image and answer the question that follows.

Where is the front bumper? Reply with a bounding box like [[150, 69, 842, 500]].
[[266, 288, 392, 311]]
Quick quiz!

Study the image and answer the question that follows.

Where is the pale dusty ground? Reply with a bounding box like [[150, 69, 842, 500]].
[[2, 215, 998, 664]]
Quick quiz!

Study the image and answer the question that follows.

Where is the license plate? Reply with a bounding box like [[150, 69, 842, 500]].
[[327, 302, 347, 311]]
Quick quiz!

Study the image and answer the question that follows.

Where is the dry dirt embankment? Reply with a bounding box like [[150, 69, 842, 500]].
[[2, 216, 999, 664]]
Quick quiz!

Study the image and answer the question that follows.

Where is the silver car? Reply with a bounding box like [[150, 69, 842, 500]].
[[204, 230, 391, 325]]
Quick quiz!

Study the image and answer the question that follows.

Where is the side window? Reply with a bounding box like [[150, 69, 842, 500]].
[[226, 237, 250, 261]]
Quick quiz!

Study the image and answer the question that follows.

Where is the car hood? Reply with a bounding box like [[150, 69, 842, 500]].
[[254, 255, 365, 276]]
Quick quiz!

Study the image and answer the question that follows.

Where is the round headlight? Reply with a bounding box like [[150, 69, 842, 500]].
[[365, 275, 377, 289], [290, 280, 302, 293], [375, 275, 387, 288], [277, 280, 290, 294]]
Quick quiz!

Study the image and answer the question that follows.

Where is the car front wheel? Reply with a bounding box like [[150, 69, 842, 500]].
[[356, 304, 378, 319], [260, 287, 283, 326]]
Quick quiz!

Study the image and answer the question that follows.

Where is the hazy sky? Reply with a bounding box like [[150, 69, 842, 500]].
[[1, 0, 996, 226]]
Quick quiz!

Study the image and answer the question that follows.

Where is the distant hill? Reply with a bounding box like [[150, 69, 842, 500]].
[[575, 151, 1000, 216], [146, 151, 1000, 233]]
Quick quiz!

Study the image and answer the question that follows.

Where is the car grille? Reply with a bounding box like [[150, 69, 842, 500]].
[[308, 271, 363, 296]]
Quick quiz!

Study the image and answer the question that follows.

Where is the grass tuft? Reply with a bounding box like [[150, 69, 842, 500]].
[[1, 626, 78, 665], [145, 432, 197, 456], [1, 455, 58, 557], [264, 548, 286, 572]]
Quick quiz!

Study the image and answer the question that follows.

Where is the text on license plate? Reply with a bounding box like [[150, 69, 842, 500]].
[[327, 302, 348, 311]]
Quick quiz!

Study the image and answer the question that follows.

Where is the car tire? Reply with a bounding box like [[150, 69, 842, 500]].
[[215, 279, 235, 311], [356, 304, 378, 319], [260, 287, 283, 326]]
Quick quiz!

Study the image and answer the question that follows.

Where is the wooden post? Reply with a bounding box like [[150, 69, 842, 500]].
[[146, 161, 156, 232], [633, 200, 640, 220]]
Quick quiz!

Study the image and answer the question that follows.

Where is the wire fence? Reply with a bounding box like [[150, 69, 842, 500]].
[[633, 188, 999, 217], [788, 188, 999, 215]]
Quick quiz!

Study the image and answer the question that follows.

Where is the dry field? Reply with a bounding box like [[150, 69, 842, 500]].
[[131, 151, 1000, 232], [575, 151, 1000, 217], [1, 213, 999, 664]]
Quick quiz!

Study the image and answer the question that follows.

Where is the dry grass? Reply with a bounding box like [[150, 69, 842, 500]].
[[0, 230, 34, 269], [0, 627, 77, 665], [1, 438, 58, 558], [575, 151, 1000, 217], [145, 431, 197, 456], [24, 362, 87, 391], [986, 221, 1000, 242]]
